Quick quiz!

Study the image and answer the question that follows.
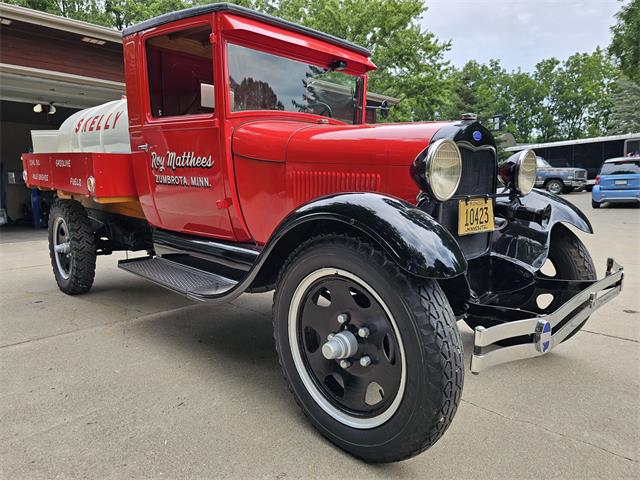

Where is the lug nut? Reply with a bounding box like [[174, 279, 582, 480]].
[[337, 313, 349, 324], [359, 355, 371, 367], [357, 327, 370, 338], [327, 333, 335, 341], [339, 359, 351, 369]]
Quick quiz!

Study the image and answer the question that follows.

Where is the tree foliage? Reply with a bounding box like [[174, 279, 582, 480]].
[[609, 0, 640, 84], [442, 50, 617, 143], [607, 76, 640, 133]]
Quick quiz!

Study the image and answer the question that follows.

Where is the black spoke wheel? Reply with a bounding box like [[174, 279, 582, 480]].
[[273, 235, 464, 463], [48, 200, 97, 295], [293, 269, 405, 426]]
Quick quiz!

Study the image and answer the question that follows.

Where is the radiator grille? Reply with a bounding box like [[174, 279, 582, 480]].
[[438, 146, 497, 258], [289, 171, 381, 205]]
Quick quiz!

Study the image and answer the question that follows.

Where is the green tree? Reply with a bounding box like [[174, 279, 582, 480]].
[[607, 76, 640, 133], [440, 60, 510, 123], [551, 48, 617, 139], [5, 0, 106, 23], [504, 70, 543, 143], [609, 0, 640, 84]]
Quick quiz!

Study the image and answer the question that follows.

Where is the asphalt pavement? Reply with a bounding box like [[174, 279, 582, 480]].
[[1, 192, 638, 479]]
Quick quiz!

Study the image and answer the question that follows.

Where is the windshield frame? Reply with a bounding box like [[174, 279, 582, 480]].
[[224, 39, 365, 124]]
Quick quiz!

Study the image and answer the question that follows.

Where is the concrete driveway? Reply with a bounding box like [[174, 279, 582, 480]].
[[1, 192, 638, 479]]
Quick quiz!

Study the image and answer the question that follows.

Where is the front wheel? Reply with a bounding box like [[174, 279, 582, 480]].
[[273, 235, 463, 463], [537, 225, 596, 340], [591, 200, 601, 209], [48, 200, 96, 294]]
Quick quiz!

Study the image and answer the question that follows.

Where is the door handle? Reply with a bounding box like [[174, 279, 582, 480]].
[[137, 144, 149, 152]]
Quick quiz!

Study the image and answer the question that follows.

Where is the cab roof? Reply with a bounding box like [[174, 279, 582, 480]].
[[122, 2, 371, 57]]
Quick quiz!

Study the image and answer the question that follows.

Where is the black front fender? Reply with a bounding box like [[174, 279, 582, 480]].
[[258, 192, 467, 281], [492, 189, 593, 271], [520, 189, 592, 233]]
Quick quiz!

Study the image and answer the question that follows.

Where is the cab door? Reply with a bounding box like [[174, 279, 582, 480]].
[[138, 19, 233, 239]]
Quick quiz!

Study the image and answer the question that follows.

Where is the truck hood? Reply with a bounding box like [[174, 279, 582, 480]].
[[232, 120, 457, 166]]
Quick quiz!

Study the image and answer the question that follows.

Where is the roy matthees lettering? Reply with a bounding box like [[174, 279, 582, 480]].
[[150, 151, 213, 189]]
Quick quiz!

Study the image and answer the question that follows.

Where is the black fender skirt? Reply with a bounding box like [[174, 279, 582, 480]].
[[491, 189, 593, 271]]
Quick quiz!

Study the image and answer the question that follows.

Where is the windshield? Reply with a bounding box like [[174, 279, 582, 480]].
[[600, 160, 640, 175], [227, 43, 362, 124], [536, 157, 551, 168]]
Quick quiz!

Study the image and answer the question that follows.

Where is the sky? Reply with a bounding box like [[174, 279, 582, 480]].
[[420, 0, 621, 72]]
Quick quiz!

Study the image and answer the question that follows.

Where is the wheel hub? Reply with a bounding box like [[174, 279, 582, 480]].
[[53, 217, 71, 279], [322, 330, 358, 360]]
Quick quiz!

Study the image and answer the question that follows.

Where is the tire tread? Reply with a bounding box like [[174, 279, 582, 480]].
[[272, 234, 463, 463], [48, 199, 96, 294]]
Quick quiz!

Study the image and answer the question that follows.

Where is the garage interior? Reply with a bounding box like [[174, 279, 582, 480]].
[[0, 3, 123, 228]]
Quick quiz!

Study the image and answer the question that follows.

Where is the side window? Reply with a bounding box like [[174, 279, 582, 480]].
[[146, 25, 214, 118]]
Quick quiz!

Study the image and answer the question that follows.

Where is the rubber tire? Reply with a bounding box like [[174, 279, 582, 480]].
[[48, 199, 96, 295], [585, 185, 593, 192], [591, 200, 601, 209], [544, 224, 597, 341], [545, 179, 564, 195], [272, 234, 464, 463]]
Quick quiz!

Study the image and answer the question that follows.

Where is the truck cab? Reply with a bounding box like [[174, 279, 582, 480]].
[[121, 5, 430, 245], [21, 3, 623, 464]]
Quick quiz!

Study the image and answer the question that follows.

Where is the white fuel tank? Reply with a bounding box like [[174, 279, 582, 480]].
[[33, 99, 131, 154]]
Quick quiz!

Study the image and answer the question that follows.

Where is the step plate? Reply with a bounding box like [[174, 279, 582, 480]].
[[119, 257, 236, 297]]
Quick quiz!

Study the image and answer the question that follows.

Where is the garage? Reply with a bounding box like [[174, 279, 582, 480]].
[[0, 3, 123, 227]]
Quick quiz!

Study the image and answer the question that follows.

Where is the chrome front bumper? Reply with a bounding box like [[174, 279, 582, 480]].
[[470, 258, 624, 374]]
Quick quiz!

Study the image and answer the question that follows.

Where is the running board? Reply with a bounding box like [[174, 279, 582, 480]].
[[118, 256, 237, 300]]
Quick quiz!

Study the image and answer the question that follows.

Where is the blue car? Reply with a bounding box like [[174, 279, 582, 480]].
[[592, 157, 640, 208]]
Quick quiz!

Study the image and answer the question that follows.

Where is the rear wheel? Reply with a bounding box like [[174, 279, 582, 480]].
[[48, 200, 96, 294], [273, 235, 463, 463], [545, 179, 564, 195]]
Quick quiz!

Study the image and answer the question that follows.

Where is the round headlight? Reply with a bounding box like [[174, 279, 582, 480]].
[[425, 139, 462, 201], [515, 150, 537, 195], [499, 149, 537, 195]]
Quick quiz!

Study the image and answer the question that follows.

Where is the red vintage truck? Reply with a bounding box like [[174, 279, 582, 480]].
[[22, 3, 623, 463]]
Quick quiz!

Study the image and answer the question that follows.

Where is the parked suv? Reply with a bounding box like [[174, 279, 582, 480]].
[[535, 157, 588, 194], [592, 157, 640, 208]]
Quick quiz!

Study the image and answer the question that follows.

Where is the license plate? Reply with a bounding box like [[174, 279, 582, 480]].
[[458, 198, 495, 236], [615, 180, 627, 185]]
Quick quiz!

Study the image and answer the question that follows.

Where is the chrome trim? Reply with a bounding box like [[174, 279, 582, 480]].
[[471, 258, 624, 374]]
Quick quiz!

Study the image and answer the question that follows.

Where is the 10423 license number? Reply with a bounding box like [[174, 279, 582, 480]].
[[457, 198, 495, 236]]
